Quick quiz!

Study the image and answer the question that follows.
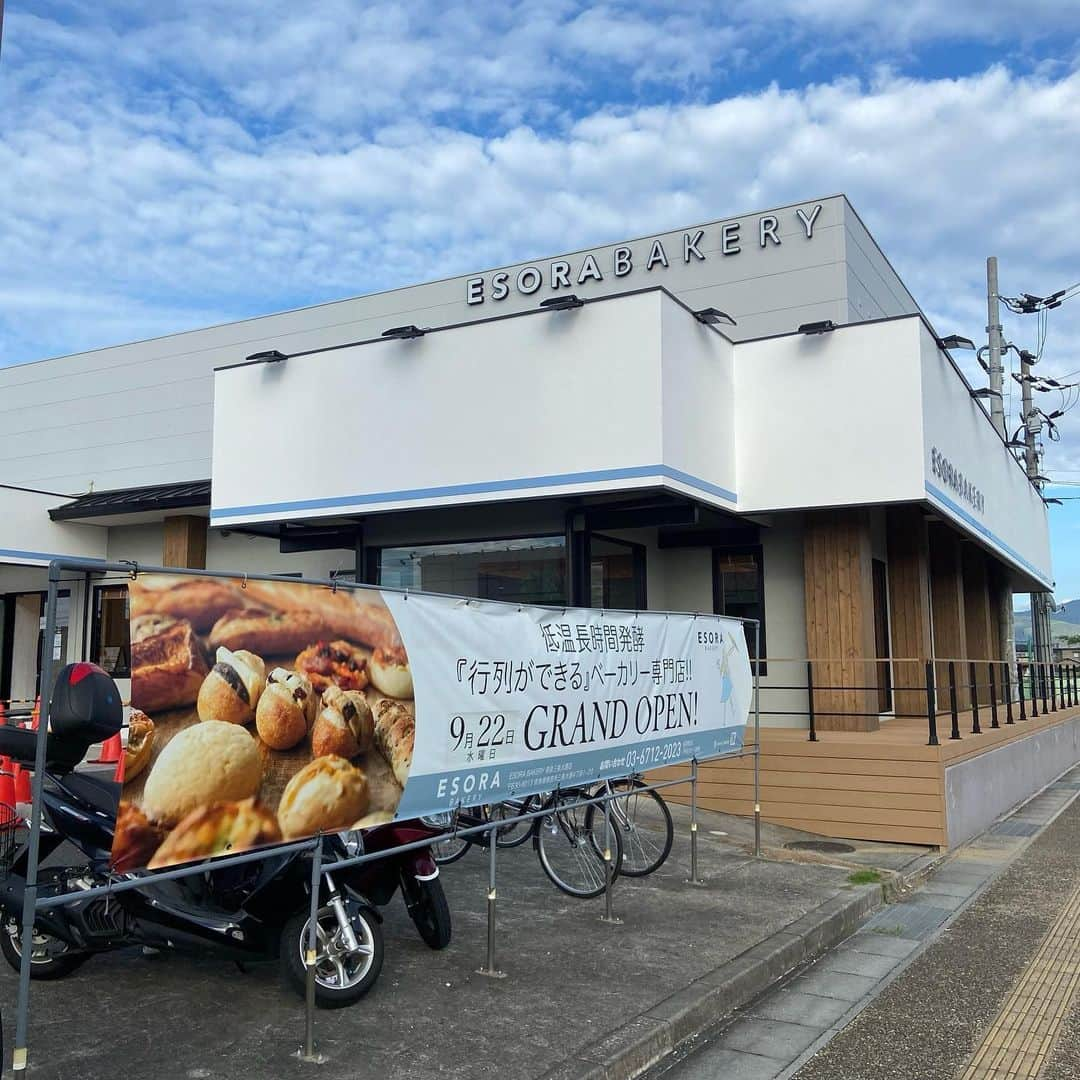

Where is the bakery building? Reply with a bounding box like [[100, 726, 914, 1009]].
[[0, 194, 1064, 849]]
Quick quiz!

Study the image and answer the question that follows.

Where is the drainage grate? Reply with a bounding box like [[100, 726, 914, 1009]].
[[784, 840, 857, 854]]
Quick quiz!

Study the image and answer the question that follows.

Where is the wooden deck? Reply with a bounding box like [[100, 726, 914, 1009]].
[[653, 703, 1080, 848]]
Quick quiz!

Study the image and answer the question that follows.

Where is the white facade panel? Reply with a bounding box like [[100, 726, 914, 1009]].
[[212, 293, 664, 525], [918, 324, 1052, 587], [733, 318, 927, 513], [0, 486, 108, 566]]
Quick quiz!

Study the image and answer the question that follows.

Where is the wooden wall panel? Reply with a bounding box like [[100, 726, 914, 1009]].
[[803, 509, 879, 731], [962, 545, 994, 705], [928, 523, 969, 710], [162, 515, 208, 569], [886, 506, 933, 718]]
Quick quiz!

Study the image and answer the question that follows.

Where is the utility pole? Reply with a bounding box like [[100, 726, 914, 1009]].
[[986, 257, 1006, 437]]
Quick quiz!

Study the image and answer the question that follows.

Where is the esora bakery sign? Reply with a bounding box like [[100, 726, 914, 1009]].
[[465, 204, 824, 305]]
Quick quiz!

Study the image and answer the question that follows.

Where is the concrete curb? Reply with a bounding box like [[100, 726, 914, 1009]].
[[537, 883, 883, 1080]]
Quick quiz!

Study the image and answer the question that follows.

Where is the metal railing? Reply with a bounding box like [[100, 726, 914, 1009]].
[[756, 656, 1080, 747]]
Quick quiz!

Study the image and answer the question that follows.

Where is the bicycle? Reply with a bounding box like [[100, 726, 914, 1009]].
[[585, 776, 674, 877], [431, 788, 624, 899]]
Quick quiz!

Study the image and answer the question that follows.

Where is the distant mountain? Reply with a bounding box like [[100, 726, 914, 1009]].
[[1014, 598, 1080, 645]]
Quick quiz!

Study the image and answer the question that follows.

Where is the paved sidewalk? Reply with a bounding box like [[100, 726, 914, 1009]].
[[0, 808, 899, 1080], [645, 766, 1080, 1080]]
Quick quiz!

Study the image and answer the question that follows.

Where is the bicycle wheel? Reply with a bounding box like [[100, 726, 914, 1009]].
[[491, 796, 537, 849], [588, 779, 674, 877], [533, 790, 623, 899]]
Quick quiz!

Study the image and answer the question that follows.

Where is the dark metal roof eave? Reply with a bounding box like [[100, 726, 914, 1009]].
[[48, 480, 212, 522]]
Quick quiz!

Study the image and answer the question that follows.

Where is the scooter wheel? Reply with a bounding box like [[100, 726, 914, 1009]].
[[282, 902, 383, 1008], [1, 920, 89, 980], [402, 875, 452, 950]]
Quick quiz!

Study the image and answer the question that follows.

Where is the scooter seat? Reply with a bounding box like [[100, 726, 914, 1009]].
[[54, 771, 120, 816], [0, 725, 93, 774]]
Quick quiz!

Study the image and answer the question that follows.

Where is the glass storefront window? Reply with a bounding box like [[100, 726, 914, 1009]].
[[377, 537, 566, 605], [589, 535, 645, 610], [91, 585, 130, 678], [713, 547, 766, 671]]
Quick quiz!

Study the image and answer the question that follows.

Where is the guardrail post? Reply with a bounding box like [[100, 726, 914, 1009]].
[[807, 660, 817, 742], [949, 661, 961, 740], [1004, 663, 1014, 724], [969, 660, 981, 734], [479, 826, 506, 974], [1072, 665, 1077, 708], [926, 661, 939, 746], [1042, 663, 1050, 714], [600, 794, 622, 923], [753, 622, 762, 859], [686, 757, 705, 885], [988, 664, 999, 729], [297, 840, 325, 1064], [1018, 662, 1028, 720]]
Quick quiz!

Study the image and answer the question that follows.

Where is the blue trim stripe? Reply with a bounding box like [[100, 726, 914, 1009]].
[[924, 483, 1052, 587], [211, 465, 738, 522], [0, 548, 109, 566]]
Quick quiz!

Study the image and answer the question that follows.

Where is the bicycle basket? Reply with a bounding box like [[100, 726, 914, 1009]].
[[0, 803, 20, 876]]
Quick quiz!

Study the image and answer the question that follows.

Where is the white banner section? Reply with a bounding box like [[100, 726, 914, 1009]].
[[388, 594, 752, 817]]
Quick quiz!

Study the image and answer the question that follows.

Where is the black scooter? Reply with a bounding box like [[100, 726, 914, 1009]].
[[0, 663, 443, 1008]]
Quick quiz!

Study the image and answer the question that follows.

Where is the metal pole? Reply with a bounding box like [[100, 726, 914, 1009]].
[[926, 661, 939, 746], [806, 659, 816, 742], [687, 758, 702, 885], [986, 256, 1006, 437], [600, 796, 621, 922], [297, 841, 324, 1064], [989, 664, 999, 729], [1018, 661, 1027, 720], [949, 661, 960, 740], [13, 568, 60, 1074], [1004, 663, 1014, 724], [969, 660, 981, 734], [1042, 663, 1049, 713], [753, 621, 761, 859], [479, 825, 506, 971]]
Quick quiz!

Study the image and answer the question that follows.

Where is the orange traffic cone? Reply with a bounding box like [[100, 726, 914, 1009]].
[[14, 765, 31, 804], [0, 699, 6, 725], [0, 767, 15, 810], [93, 733, 122, 765], [113, 755, 125, 784], [31, 696, 41, 730]]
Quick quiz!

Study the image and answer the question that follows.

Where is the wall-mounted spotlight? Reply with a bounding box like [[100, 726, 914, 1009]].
[[797, 320, 836, 335], [540, 295, 585, 311], [938, 334, 976, 351], [245, 349, 287, 364], [970, 387, 1002, 399], [693, 307, 737, 326], [381, 325, 427, 339]]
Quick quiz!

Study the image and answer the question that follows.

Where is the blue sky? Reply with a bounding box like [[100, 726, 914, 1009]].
[[2, 2, 1080, 593]]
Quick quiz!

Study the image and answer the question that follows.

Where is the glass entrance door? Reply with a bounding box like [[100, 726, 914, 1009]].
[[588, 535, 646, 610]]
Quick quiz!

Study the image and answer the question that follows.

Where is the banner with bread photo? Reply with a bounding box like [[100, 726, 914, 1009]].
[[114, 573, 416, 872]]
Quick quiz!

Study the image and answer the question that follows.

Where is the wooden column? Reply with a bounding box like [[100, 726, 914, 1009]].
[[928, 524, 968, 710], [803, 508, 879, 732], [886, 506, 933, 717], [162, 515, 208, 570], [961, 545, 994, 705]]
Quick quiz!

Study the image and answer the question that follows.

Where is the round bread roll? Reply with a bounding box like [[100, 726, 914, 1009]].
[[197, 646, 266, 725], [311, 685, 374, 758], [369, 644, 413, 700], [256, 667, 315, 750], [277, 755, 369, 839], [142, 720, 262, 826]]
